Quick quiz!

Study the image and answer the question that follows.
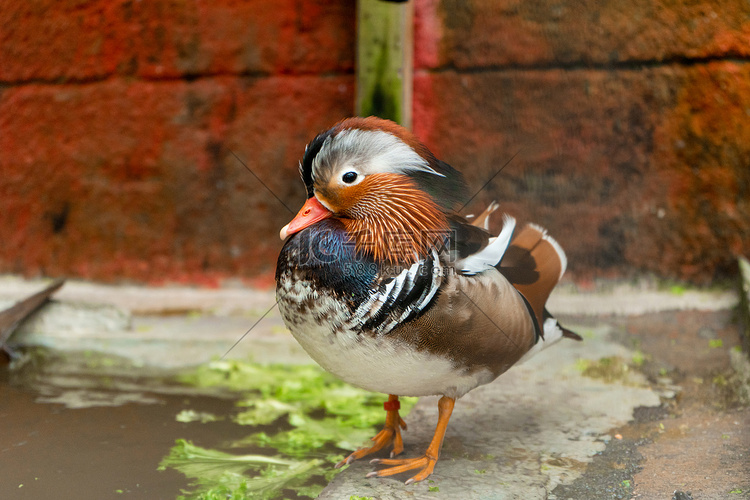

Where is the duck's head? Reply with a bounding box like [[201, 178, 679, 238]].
[[280, 117, 468, 264]]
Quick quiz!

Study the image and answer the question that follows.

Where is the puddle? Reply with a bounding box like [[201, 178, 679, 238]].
[[0, 356, 244, 499], [0, 372, 232, 500], [1, 349, 413, 500]]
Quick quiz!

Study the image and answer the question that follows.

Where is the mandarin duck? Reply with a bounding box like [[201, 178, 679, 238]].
[[275, 117, 580, 484]]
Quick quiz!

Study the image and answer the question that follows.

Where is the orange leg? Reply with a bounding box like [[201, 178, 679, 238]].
[[335, 394, 407, 468], [368, 396, 455, 485]]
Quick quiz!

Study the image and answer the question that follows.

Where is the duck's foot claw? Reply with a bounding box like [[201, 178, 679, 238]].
[[335, 396, 406, 468], [368, 455, 437, 484], [366, 396, 455, 485], [335, 423, 405, 468], [334, 455, 355, 469]]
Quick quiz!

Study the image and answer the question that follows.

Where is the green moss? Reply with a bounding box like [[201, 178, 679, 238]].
[[669, 285, 686, 296], [575, 357, 632, 383], [163, 360, 417, 499], [159, 439, 324, 500], [631, 350, 646, 367], [269, 325, 289, 336]]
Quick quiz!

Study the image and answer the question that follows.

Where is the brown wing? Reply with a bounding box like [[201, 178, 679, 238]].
[[391, 270, 537, 381], [499, 224, 565, 330]]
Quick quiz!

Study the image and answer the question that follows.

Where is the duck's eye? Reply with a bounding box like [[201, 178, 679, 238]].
[[342, 171, 358, 184]]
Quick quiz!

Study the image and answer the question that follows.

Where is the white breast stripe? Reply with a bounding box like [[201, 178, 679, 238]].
[[348, 267, 406, 325], [385, 267, 409, 305], [395, 249, 442, 325], [352, 283, 385, 322], [416, 249, 442, 312], [402, 260, 422, 296], [345, 250, 442, 335]]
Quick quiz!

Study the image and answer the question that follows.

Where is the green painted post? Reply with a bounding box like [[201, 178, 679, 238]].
[[356, 0, 414, 128], [739, 256, 750, 357]]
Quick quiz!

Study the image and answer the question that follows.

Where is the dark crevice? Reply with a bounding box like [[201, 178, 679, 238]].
[[47, 203, 71, 235], [0, 68, 354, 88], [423, 54, 750, 75], [1, 55, 746, 88]]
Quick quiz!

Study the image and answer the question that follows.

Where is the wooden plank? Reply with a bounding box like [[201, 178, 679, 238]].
[[356, 0, 414, 128], [739, 256, 750, 357], [0, 279, 65, 359]]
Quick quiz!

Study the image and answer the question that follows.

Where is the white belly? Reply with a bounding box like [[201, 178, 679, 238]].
[[277, 289, 490, 399]]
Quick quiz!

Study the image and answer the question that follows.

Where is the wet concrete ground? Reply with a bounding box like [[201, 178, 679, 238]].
[[1, 277, 748, 499], [556, 311, 750, 500]]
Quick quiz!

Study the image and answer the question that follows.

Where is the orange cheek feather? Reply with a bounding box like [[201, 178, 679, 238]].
[[340, 174, 450, 264], [316, 181, 366, 215]]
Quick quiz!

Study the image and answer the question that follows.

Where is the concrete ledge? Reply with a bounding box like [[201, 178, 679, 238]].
[[0, 276, 737, 317], [0, 275, 277, 315], [548, 283, 737, 316], [0, 275, 307, 368], [0, 275, 738, 369]]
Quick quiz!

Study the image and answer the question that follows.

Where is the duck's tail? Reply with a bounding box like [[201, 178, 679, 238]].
[[498, 224, 581, 347]]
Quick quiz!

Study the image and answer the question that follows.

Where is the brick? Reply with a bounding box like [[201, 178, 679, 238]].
[[413, 63, 750, 282], [414, 69, 649, 279], [638, 62, 750, 281], [0, 76, 354, 283], [0, 1, 126, 82], [131, 0, 355, 78], [417, 0, 750, 69], [0, 0, 354, 83]]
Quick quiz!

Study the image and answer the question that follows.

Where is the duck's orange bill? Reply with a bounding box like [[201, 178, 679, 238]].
[[279, 196, 333, 240]]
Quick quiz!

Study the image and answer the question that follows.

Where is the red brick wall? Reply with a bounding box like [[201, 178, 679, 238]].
[[1, 0, 748, 285], [412, 0, 750, 283]]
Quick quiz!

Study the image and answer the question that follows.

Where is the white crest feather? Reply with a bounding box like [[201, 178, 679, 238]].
[[313, 129, 444, 181]]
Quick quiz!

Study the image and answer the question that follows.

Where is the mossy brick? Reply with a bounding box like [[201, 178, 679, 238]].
[[636, 62, 750, 281], [129, 0, 355, 78], [414, 0, 750, 69], [413, 63, 750, 282]]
